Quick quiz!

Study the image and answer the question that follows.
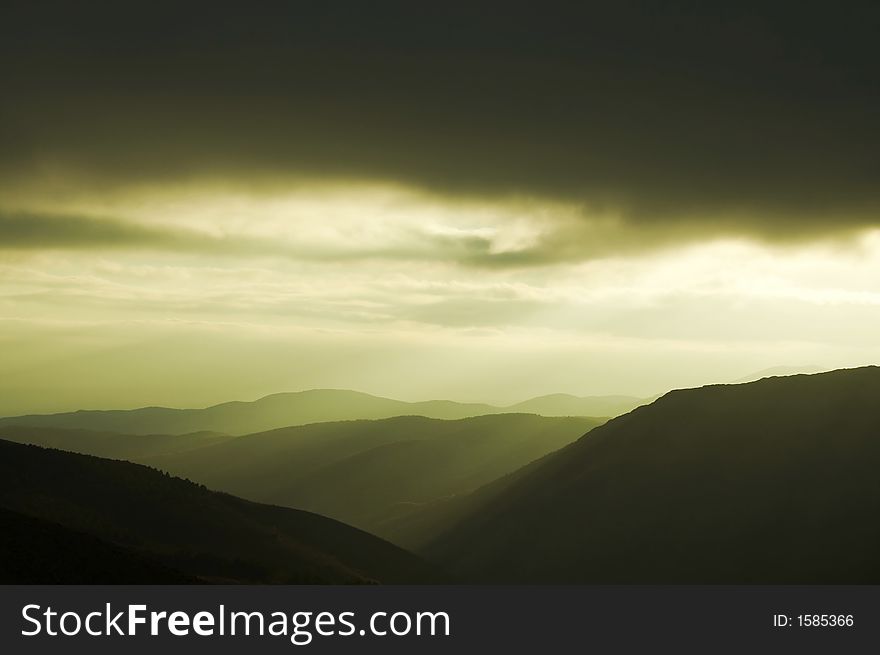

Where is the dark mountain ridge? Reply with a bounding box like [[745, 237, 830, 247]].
[[420, 366, 880, 583]]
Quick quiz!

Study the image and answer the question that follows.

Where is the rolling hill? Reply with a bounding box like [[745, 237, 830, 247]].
[[143, 414, 604, 538], [0, 425, 232, 460], [417, 367, 880, 583], [0, 439, 440, 584], [0, 389, 641, 435]]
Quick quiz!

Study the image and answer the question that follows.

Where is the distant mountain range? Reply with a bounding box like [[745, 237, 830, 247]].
[[409, 367, 880, 583], [0, 389, 644, 435], [0, 440, 440, 584]]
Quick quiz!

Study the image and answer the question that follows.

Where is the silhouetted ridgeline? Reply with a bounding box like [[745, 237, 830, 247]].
[[0, 440, 441, 584], [418, 367, 880, 583]]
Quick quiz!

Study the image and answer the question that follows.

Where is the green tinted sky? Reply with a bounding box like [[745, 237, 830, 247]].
[[1, 3, 879, 413]]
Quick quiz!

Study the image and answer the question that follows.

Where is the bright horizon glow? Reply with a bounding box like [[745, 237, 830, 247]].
[[1, 180, 879, 415]]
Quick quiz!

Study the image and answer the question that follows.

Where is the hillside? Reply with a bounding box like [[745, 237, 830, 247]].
[[0, 425, 232, 460], [420, 367, 880, 583], [0, 507, 197, 584], [0, 389, 639, 435], [144, 414, 603, 538], [0, 439, 440, 584]]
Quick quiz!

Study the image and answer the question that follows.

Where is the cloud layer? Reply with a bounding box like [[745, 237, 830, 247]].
[[2, 2, 880, 413], [2, 1, 880, 243]]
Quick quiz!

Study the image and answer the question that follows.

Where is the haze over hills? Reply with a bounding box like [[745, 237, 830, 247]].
[[140, 414, 602, 537], [3, 367, 880, 584], [416, 367, 880, 583], [0, 389, 641, 436], [0, 439, 441, 584], [0, 426, 233, 461]]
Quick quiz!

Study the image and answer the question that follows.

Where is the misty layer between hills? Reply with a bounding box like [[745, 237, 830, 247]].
[[0, 389, 640, 435], [0, 413, 603, 539]]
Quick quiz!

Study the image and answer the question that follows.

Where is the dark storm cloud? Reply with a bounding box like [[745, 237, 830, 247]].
[[2, 1, 880, 241]]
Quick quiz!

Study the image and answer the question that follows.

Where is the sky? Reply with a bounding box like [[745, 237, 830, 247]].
[[2, 2, 880, 414]]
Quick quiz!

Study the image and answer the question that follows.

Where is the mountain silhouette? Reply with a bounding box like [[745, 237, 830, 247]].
[[731, 365, 824, 384], [418, 367, 880, 583], [0, 389, 640, 435], [143, 414, 603, 538], [0, 439, 440, 584]]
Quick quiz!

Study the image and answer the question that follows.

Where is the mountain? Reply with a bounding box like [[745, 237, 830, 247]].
[[0, 425, 232, 460], [0, 391, 496, 435], [143, 414, 603, 538], [0, 507, 197, 584], [0, 439, 440, 584], [418, 367, 880, 583], [506, 393, 645, 417], [0, 389, 638, 436]]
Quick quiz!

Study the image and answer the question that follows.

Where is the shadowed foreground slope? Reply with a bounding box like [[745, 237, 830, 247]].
[[0, 507, 197, 584], [0, 440, 440, 584], [421, 367, 880, 583]]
